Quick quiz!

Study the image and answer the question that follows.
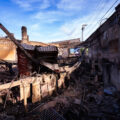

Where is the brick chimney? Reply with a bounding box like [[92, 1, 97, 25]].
[[21, 26, 29, 43]]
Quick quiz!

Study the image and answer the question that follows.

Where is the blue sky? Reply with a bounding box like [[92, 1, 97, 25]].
[[0, 0, 119, 43]]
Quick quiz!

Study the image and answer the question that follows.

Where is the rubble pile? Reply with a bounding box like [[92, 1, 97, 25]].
[[0, 60, 120, 120], [57, 61, 120, 120], [31, 60, 120, 120]]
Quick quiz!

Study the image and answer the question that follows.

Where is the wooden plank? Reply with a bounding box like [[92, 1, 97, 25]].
[[41, 84, 49, 98], [32, 78, 42, 103], [23, 85, 27, 112], [20, 83, 30, 112], [20, 83, 30, 101], [58, 73, 66, 88], [0, 77, 41, 91]]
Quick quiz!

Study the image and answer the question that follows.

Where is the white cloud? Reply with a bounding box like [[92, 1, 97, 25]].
[[57, 0, 84, 11], [8, 0, 119, 43], [59, 0, 117, 41], [30, 23, 40, 30], [40, 0, 50, 9], [11, 0, 50, 11], [32, 10, 73, 23], [27, 0, 117, 42]]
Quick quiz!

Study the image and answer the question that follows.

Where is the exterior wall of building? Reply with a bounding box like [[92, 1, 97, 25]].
[[82, 4, 120, 91], [0, 38, 17, 62], [53, 38, 80, 58], [89, 24, 120, 62]]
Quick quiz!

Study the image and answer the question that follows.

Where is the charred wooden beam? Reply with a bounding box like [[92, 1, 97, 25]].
[[0, 23, 60, 71], [0, 23, 38, 64]]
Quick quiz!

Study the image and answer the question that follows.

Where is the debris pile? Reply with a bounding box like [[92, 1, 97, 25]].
[[0, 54, 120, 120], [59, 61, 120, 120], [28, 60, 120, 120]]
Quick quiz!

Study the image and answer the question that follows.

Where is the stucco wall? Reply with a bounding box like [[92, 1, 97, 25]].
[[0, 38, 17, 62]]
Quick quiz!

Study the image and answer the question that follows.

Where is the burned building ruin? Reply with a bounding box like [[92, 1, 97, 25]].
[[0, 3, 120, 120]]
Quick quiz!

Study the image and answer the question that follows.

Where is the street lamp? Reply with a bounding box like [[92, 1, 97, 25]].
[[81, 24, 87, 42]]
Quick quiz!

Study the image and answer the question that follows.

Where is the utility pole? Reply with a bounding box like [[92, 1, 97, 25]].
[[81, 24, 87, 42]]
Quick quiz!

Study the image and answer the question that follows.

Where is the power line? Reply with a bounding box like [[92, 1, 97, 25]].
[[85, 0, 119, 40], [82, 0, 105, 32], [87, 0, 104, 24], [85, 0, 107, 38], [65, 0, 104, 39], [100, 0, 119, 20]]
